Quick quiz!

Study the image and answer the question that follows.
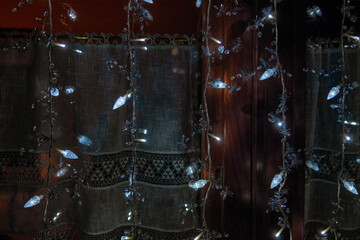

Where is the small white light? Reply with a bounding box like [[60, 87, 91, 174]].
[[53, 211, 62, 222], [321, 226, 331, 235], [53, 43, 66, 48], [267, 14, 274, 19], [75, 49, 83, 54], [208, 133, 221, 141], [135, 139, 147, 143], [344, 34, 360, 42], [132, 38, 147, 42], [194, 232, 203, 240], [121, 237, 133, 240], [277, 121, 283, 127], [209, 36, 222, 44], [344, 120, 359, 126], [275, 226, 285, 238], [345, 135, 351, 141]]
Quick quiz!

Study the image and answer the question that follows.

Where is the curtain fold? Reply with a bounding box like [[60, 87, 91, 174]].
[[0, 34, 201, 240]]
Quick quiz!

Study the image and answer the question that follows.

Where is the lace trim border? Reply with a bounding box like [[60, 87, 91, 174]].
[[3, 225, 200, 240], [0, 30, 198, 48], [307, 38, 360, 49], [306, 149, 360, 183], [0, 151, 200, 186]]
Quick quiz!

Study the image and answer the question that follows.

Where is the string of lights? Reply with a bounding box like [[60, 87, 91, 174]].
[[196, 1, 241, 239], [331, 1, 348, 237], [263, 6, 293, 240], [125, 0, 138, 238], [42, 1, 54, 239], [318, 0, 359, 238], [201, 0, 214, 238], [270, 1, 294, 239], [253, 1, 302, 239], [116, 1, 155, 238], [20, 1, 83, 239]]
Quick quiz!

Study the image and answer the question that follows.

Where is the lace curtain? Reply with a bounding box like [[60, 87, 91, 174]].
[[305, 42, 360, 239], [0, 34, 201, 239]]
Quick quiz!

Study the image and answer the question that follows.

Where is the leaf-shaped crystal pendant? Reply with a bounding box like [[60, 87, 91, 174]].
[[306, 161, 319, 171], [189, 179, 207, 190], [57, 149, 78, 159], [49, 87, 59, 97], [327, 85, 340, 100], [209, 79, 229, 89], [196, 0, 201, 8], [24, 195, 44, 208], [185, 164, 197, 176], [143, 10, 153, 21], [260, 68, 276, 81], [113, 91, 132, 110], [68, 9, 77, 20], [342, 179, 358, 195], [55, 167, 68, 177], [78, 135, 92, 146], [65, 86, 75, 94], [143, 0, 153, 3], [124, 189, 133, 199], [270, 172, 283, 189]]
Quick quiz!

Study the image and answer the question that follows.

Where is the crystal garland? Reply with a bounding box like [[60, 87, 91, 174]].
[[201, 0, 214, 239], [252, 1, 301, 239], [18, 0, 83, 239], [196, 0, 241, 239], [268, 1, 294, 239], [115, 1, 154, 239], [317, 0, 360, 238], [42, 2, 54, 238]]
